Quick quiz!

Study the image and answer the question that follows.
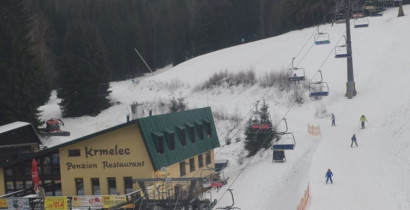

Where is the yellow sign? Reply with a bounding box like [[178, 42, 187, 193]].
[[44, 197, 68, 210], [102, 195, 134, 208], [0, 199, 7, 208]]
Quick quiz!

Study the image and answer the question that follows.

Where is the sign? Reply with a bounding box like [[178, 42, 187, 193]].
[[72, 196, 103, 207], [0, 198, 30, 210], [102, 195, 133, 209], [161, 167, 167, 174], [0, 199, 7, 208], [44, 197, 68, 210]]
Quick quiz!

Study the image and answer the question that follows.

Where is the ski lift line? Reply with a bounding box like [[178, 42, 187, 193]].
[[215, 102, 297, 205], [134, 48, 154, 75]]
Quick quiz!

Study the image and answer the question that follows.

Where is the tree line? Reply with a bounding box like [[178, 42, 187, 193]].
[[1, 0, 338, 127]]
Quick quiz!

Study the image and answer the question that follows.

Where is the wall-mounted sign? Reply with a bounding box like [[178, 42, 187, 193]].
[[66, 161, 145, 171], [102, 195, 134, 209], [44, 197, 68, 210], [72, 195, 103, 207], [0, 198, 30, 210], [85, 145, 130, 158]]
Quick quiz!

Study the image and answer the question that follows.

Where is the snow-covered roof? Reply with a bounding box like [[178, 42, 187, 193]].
[[0, 121, 30, 134]]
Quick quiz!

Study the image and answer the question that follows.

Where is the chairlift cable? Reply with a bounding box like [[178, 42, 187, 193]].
[[214, 101, 297, 206]]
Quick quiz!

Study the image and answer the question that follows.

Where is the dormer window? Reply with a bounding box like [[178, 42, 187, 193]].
[[177, 125, 187, 146], [164, 129, 176, 150], [152, 132, 165, 154]]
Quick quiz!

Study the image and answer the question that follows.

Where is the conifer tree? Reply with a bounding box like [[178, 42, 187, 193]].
[[244, 101, 278, 157], [57, 21, 111, 117], [0, 0, 51, 127]]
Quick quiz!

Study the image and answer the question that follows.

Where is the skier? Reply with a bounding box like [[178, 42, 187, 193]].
[[360, 115, 367, 129], [331, 113, 336, 126], [325, 169, 333, 184], [351, 134, 358, 147]]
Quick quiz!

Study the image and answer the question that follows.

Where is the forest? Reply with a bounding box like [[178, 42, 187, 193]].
[[3, 0, 406, 127]]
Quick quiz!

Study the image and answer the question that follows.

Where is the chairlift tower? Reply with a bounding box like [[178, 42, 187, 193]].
[[344, 0, 357, 99]]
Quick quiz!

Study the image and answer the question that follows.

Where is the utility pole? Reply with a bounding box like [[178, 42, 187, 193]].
[[344, 0, 357, 99]]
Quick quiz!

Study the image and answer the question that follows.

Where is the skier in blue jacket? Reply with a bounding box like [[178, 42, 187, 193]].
[[325, 169, 333, 184]]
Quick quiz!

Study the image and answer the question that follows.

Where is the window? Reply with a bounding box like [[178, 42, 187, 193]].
[[43, 157, 51, 175], [75, 178, 84, 195], [189, 158, 195, 172], [205, 121, 212, 138], [15, 181, 24, 190], [14, 165, 24, 176], [157, 135, 164, 154], [69, 149, 81, 157], [52, 153, 60, 164], [178, 127, 187, 146], [108, 177, 117, 195], [198, 154, 204, 168], [25, 180, 33, 189], [164, 130, 176, 150], [91, 178, 100, 195], [196, 122, 204, 140], [206, 151, 211, 165], [5, 168, 12, 176], [6, 181, 14, 190], [189, 126, 195, 143], [124, 177, 133, 194], [179, 161, 186, 176]]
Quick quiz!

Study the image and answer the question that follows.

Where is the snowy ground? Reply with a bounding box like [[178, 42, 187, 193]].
[[38, 6, 410, 210]]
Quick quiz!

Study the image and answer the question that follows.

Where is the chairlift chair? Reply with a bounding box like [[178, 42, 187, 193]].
[[272, 118, 296, 162], [354, 17, 369, 28], [273, 132, 296, 150], [309, 70, 330, 97], [288, 57, 305, 81], [335, 45, 350, 58]]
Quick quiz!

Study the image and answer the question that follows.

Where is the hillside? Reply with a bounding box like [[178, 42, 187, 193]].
[[39, 6, 410, 210]]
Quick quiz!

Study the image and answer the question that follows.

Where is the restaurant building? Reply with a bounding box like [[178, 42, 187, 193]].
[[0, 107, 220, 197]]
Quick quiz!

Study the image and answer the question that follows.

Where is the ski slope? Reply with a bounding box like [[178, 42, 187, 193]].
[[39, 6, 410, 210]]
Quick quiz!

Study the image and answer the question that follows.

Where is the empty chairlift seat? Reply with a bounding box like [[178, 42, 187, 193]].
[[309, 70, 330, 97], [354, 17, 369, 28], [314, 32, 330, 45], [335, 45, 350, 58]]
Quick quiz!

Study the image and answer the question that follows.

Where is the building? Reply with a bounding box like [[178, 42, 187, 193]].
[[0, 107, 220, 197]]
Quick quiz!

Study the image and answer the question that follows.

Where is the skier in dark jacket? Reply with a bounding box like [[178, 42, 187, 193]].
[[325, 169, 333, 184], [351, 134, 358, 147], [331, 113, 336, 126]]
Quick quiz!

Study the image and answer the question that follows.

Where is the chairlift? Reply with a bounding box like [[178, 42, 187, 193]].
[[250, 100, 272, 130], [215, 189, 241, 210], [288, 57, 305, 81], [354, 17, 369, 28], [272, 118, 296, 162], [309, 70, 330, 97], [314, 26, 330, 45], [335, 44, 350, 58]]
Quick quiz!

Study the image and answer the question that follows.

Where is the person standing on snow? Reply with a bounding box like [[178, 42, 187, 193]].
[[351, 134, 358, 147], [331, 113, 336, 126], [360, 115, 367, 129], [325, 169, 333, 184]]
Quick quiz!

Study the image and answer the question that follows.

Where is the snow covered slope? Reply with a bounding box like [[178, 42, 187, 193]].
[[39, 6, 410, 210]]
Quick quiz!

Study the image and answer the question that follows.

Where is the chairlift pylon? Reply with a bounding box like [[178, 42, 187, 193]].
[[288, 57, 306, 81], [309, 70, 330, 97]]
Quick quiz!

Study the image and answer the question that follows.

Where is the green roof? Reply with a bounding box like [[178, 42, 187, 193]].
[[137, 107, 220, 170]]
